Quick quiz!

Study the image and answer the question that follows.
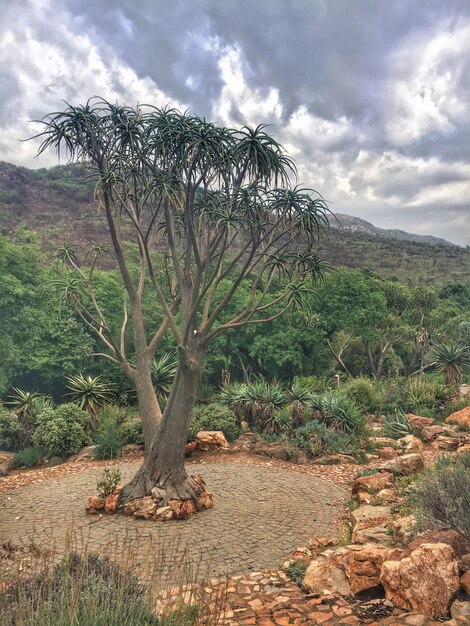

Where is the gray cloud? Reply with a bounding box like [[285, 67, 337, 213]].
[[0, 0, 469, 244]]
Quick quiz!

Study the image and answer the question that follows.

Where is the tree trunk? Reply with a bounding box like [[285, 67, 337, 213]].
[[132, 308, 162, 453], [120, 346, 203, 504], [134, 364, 162, 454]]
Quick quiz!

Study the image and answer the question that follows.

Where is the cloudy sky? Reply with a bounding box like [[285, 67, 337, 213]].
[[1, 0, 469, 244]]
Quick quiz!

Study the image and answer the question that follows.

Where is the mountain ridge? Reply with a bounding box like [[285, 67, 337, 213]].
[[0, 161, 468, 285]]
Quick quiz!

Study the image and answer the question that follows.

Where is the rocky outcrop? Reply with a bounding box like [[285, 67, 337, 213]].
[[432, 436, 462, 452], [381, 543, 460, 617], [393, 515, 417, 547], [351, 504, 393, 544], [342, 544, 402, 594], [460, 570, 470, 595], [397, 435, 424, 455], [446, 406, 470, 430], [194, 430, 229, 451], [406, 414, 436, 431], [302, 547, 351, 596], [67, 445, 98, 462], [381, 453, 424, 476], [405, 530, 470, 560], [351, 472, 395, 499], [421, 425, 447, 442]]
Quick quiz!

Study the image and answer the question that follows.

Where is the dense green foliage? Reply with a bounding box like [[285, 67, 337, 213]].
[[0, 231, 468, 405], [190, 403, 241, 442], [31, 404, 90, 457]]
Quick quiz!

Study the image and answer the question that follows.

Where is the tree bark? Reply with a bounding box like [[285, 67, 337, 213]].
[[120, 345, 203, 504]]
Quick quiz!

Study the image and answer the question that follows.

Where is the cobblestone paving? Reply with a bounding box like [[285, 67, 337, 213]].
[[0, 460, 348, 581]]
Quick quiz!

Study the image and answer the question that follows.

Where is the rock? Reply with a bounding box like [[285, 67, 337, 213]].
[[461, 571, 470, 595], [394, 515, 417, 547], [104, 493, 119, 514], [407, 414, 436, 431], [447, 407, 470, 430], [302, 547, 351, 596], [121, 444, 144, 456], [314, 453, 356, 465], [381, 453, 424, 476], [397, 435, 424, 455], [378, 447, 397, 460], [421, 425, 447, 442], [432, 436, 462, 451], [370, 436, 398, 448], [381, 543, 460, 617], [124, 496, 158, 520], [194, 430, 229, 451], [86, 495, 106, 514], [150, 486, 166, 505], [0, 451, 15, 475], [154, 506, 174, 521], [375, 488, 399, 504], [168, 498, 197, 520], [351, 505, 393, 544], [351, 472, 395, 498], [251, 440, 289, 460], [376, 614, 443, 625], [451, 599, 470, 621], [342, 544, 402, 595], [231, 432, 256, 452], [196, 490, 214, 510], [67, 445, 97, 462], [406, 530, 470, 560], [457, 445, 470, 457], [459, 555, 470, 573]]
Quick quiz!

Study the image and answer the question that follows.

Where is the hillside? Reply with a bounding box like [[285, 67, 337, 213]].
[[0, 161, 469, 285]]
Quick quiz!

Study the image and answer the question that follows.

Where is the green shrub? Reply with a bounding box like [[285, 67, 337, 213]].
[[383, 411, 411, 439], [190, 403, 241, 442], [293, 419, 361, 457], [32, 404, 90, 457], [411, 454, 470, 543], [0, 552, 158, 626], [94, 423, 124, 459], [97, 468, 122, 498], [14, 446, 44, 468], [343, 377, 382, 413], [284, 562, 307, 587], [317, 392, 365, 433], [0, 409, 22, 452], [121, 419, 144, 445]]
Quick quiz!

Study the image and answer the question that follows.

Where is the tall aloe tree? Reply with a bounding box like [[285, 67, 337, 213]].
[[33, 98, 330, 504]]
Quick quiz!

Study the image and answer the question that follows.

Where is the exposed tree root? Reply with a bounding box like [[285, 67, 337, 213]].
[[119, 466, 202, 508]]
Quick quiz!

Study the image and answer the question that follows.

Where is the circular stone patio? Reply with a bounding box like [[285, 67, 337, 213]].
[[0, 460, 348, 580]]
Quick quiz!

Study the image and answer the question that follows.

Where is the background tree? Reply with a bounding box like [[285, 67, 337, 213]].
[[34, 98, 330, 504]]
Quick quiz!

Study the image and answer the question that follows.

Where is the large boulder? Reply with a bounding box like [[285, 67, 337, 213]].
[[460, 571, 470, 595], [421, 425, 447, 442], [446, 407, 470, 430], [351, 504, 393, 544], [397, 435, 424, 455], [342, 544, 402, 595], [251, 440, 290, 460], [432, 436, 462, 451], [381, 453, 424, 476], [302, 547, 351, 596], [381, 543, 460, 617], [450, 599, 470, 622], [407, 414, 436, 431], [194, 430, 229, 451], [0, 451, 15, 476], [405, 530, 470, 560], [351, 472, 395, 498], [393, 515, 417, 547], [67, 445, 98, 462]]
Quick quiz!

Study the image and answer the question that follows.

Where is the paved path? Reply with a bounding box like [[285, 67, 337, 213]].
[[0, 460, 348, 581]]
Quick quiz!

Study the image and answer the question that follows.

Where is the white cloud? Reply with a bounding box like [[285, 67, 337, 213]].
[[385, 20, 470, 146]]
